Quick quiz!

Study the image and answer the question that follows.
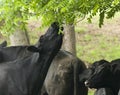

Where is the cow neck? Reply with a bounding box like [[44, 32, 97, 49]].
[[26, 50, 58, 95]]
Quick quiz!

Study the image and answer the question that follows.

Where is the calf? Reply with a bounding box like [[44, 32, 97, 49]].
[[0, 22, 63, 95], [85, 59, 120, 95], [41, 50, 88, 95]]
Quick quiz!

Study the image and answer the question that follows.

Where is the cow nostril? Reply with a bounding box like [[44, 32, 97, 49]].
[[84, 80, 89, 86]]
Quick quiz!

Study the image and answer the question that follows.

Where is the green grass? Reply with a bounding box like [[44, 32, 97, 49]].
[[76, 33, 120, 64], [88, 89, 95, 95]]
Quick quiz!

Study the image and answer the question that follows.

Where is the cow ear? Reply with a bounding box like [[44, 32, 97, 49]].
[[27, 46, 41, 52], [0, 40, 7, 47]]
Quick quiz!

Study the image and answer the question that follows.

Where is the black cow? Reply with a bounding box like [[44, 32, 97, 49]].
[[79, 60, 112, 95], [41, 50, 88, 95], [85, 59, 120, 95], [0, 22, 63, 95], [94, 88, 114, 95]]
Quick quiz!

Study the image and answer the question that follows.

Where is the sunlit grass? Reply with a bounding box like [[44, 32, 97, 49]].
[[76, 33, 120, 64]]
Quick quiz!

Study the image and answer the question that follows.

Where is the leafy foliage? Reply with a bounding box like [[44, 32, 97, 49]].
[[36, 0, 120, 27], [88, 0, 120, 27], [0, 0, 120, 35], [35, 0, 95, 26], [0, 0, 31, 35]]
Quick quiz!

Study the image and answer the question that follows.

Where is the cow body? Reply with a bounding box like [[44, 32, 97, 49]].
[[85, 59, 120, 95], [0, 22, 63, 95], [41, 50, 88, 95]]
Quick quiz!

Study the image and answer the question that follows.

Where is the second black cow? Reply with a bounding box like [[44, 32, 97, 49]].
[[85, 59, 120, 95]]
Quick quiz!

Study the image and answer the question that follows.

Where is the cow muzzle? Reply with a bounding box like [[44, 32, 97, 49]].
[[84, 80, 90, 87]]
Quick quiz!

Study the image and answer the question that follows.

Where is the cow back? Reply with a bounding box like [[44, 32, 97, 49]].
[[42, 50, 88, 95]]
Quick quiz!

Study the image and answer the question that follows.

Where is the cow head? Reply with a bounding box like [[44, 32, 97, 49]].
[[35, 22, 63, 49], [84, 60, 112, 88], [79, 60, 109, 83], [29, 22, 63, 54]]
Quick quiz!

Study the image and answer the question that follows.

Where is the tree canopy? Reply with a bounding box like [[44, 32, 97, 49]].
[[0, 0, 120, 35]]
